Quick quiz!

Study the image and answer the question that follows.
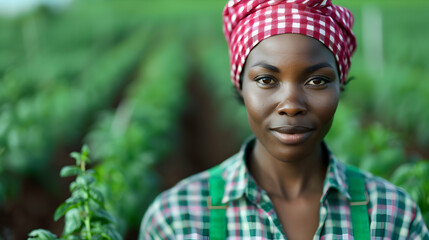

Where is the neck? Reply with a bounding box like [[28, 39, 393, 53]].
[[248, 140, 327, 201]]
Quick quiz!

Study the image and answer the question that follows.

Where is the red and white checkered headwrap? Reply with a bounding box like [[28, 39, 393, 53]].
[[223, 0, 356, 89]]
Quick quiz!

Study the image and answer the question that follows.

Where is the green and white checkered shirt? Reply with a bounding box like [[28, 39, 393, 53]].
[[140, 139, 429, 239]]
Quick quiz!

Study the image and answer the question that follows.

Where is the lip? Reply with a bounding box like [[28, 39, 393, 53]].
[[270, 125, 314, 145]]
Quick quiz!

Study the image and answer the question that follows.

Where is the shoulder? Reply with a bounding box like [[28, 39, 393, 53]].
[[358, 168, 415, 210], [351, 166, 429, 238], [336, 160, 413, 206], [344, 165, 417, 213], [139, 170, 210, 239], [146, 154, 237, 210], [139, 155, 239, 240]]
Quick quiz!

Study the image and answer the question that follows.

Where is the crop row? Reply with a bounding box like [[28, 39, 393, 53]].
[[85, 28, 190, 231], [0, 15, 150, 202]]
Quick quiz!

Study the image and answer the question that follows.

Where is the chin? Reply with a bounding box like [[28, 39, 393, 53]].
[[275, 142, 320, 162], [258, 134, 323, 162]]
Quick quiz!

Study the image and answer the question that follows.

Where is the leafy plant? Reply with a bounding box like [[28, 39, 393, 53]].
[[391, 161, 429, 224], [86, 35, 191, 230], [1, 1, 428, 237], [0, 5, 149, 203], [27, 146, 122, 240]]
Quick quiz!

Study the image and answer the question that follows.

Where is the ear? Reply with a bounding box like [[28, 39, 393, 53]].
[[237, 75, 244, 93], [237, 85, 243, 96], [233, 85, 245, 105]]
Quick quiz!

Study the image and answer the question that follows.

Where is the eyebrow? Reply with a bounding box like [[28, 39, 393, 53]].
[[251, 61, 334, 73], [305, 62, 335, 73], [251, 62, 280, 73]]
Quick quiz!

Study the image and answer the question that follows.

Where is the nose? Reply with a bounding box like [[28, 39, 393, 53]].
[[276, 85, 307, 116]]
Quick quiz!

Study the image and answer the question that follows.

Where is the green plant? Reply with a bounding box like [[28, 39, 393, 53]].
[[27, 146, 122, 240], [391, 161, 429, 225], [86, 35, 191, 230], [0, 5, 150, 203]]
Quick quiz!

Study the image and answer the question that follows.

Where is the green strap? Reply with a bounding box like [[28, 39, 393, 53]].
[[208, 166, 227, 240], [346, 165, 371, 240], [208, 164, 370, 239]]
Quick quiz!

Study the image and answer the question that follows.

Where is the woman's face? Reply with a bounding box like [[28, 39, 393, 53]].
[[240, 34, 340, 161]]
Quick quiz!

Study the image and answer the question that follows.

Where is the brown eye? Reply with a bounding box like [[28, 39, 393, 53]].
[[256, 77, 276, 86], [307, 78, 327, 86]]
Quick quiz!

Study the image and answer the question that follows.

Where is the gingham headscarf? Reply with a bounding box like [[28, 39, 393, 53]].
[[223, 0, 356, 89]]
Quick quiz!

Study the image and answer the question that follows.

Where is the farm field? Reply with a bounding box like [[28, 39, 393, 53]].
[[0, 0, 428, 239]]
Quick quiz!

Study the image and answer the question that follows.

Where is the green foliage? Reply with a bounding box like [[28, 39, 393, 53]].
[[326, 104, 429, 224], [1, 0, 429, 235], [342, 5, 429, 150], [324, 4, 429, 225], [86, 34, 191, 229], [28, 230, 58, 240], [0, 2, 149, 202], [28, 146, 122, 240], [391, 161, 429, 224], [1, 2, 197, 234], [326, 104, 405, 179]]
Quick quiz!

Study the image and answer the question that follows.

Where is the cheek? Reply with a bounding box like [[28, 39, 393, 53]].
[[242, 86, 274, 125], [310, 91, 339, 125]]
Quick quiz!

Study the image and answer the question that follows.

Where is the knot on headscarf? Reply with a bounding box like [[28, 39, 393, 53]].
[[223, 0, 356, 89]]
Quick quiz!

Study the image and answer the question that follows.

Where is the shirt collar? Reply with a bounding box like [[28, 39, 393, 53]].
[[221, 136, 254, 203], [221, 137, 351, 204], [321, 145, 351, 201]]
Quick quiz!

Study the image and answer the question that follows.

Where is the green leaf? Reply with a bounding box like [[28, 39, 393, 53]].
[[63, 208, 82, 236], [65, 194, 85, 205], [64, 235, 80, 240], [92, 209, 116, 224], [416, 161, 429, 178], [82, 145, 90, 157], [70, 152, 81, 164], [76, 175, 95, 186], [69, 182, 79, 192], [91, 233, 104, 240], [391, 163, 415, 186], [54, 202, 76, 221], [60, 166, 82, 178], [92, 224, 123, 240], [73, 188, 88, 200], [89, 188, 104, 206], [102, 225, 123, 240], [81, 145, 90, 164], [27, 229, 58, 240]]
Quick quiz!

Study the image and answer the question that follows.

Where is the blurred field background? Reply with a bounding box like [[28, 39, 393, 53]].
[[0, 0, 428, 239]]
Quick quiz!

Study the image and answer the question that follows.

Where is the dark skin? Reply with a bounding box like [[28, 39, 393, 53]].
[[239, 34, 340, 240]]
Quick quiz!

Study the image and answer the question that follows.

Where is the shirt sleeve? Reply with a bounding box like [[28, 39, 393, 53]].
[[408, 204, 429, 240], [138, 195, 176, 240]]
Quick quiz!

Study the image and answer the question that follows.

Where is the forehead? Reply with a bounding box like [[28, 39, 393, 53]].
[[245, 34, 338, 70]]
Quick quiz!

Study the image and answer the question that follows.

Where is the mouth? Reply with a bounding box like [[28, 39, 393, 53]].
[[270, 125, 314, 145]]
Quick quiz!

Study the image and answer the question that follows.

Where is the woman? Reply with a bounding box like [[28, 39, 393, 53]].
[[140, 0, 429, 239]]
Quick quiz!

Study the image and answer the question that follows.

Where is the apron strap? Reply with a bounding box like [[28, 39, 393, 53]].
[[208, 166, 228, 240], [208, 164, 371, 239], [346, 165, 371, 239]]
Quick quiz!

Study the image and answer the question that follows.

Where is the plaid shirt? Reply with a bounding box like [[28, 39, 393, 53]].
[[140, 138, 429, 239]]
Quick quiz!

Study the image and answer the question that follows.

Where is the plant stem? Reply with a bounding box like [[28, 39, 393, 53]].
[[81, 159, 86, 172], [84, 188, 92, 239], [81, 160, 91, 239]]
